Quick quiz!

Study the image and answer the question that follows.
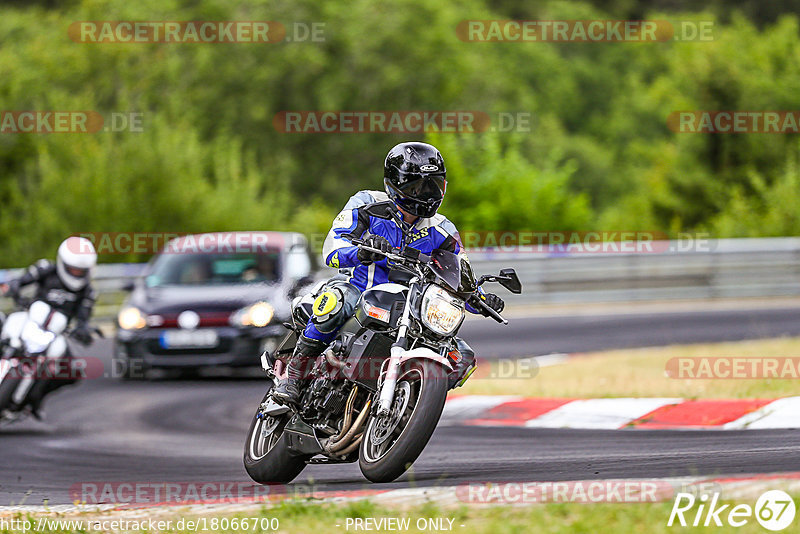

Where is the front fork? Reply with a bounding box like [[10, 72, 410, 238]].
[[376, 278, 418, 416]]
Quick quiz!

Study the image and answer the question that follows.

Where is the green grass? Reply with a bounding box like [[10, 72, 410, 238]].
[[6, 498, 793, 534], [460, 337, 800, 399]]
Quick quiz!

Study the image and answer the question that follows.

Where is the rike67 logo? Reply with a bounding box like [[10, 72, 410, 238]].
[[668, 490, 796, 531]]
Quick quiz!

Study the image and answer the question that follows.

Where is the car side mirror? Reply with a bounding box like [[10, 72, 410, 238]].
[[121, 279, 135, 292], [498, 268, 522, 294]]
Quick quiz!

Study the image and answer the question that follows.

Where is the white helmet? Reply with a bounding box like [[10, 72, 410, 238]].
[[56, 237, 97, 291]]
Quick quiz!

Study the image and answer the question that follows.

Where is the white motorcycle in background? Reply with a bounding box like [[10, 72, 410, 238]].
[[0, 299, 101, 424]]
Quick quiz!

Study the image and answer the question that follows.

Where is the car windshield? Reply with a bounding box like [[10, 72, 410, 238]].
[[145, 252, 282, 287]]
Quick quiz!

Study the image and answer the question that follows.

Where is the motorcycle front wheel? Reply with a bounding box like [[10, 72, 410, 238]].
[[359, 360, 448, 483]]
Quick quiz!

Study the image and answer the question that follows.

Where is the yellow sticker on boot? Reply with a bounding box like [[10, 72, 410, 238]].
[[313, 291, 338, 316]]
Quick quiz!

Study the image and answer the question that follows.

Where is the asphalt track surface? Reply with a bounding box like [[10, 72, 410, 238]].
[[2, 306, 800, 506]]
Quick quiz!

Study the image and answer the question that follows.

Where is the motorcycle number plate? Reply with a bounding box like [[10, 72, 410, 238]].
[[160, 329, 219, 349]]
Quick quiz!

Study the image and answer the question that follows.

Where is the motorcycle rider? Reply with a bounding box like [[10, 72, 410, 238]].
[[273, 142, 505, 404], [0, 236, 98, 417]]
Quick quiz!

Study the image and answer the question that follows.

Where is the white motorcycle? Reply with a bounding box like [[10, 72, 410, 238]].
[[0, 299, 100, 424]]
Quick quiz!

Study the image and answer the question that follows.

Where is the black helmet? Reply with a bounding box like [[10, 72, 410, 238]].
[[384, 142, 447, 218]]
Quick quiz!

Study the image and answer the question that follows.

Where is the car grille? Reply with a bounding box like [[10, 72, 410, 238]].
[[145, 337, 235, 355]]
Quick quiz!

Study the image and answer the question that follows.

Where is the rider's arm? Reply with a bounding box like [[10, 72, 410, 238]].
[[322, 204, 372, 269], [3, 260, 53, 296], [74, 285, 97, 325]]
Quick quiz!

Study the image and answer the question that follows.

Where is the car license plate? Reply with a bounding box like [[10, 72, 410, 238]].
[[160, 329, 219, 349]]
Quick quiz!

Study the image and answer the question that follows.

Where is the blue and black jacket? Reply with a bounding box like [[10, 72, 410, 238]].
[[321, 190, 466, 292]]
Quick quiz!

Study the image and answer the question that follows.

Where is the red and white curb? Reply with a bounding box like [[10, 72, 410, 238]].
[[441, 395, 800, 429]]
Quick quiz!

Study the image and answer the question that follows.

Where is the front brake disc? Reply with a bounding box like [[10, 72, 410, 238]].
[[369, 381, 412, 446]]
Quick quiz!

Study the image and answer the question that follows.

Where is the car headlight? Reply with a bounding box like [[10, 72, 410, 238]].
[[420, 286, 465, 336], [231, 302, 274, 328], [118, 307, 147, 330]]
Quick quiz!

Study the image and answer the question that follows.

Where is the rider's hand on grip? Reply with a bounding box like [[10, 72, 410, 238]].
[[71, 323, 94, 345], [479, 292, 505, 315], [1, 280, 19, 299], [357, 235, 393, 265]]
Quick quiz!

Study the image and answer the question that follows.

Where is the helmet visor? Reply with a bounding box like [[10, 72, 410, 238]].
[[398, 173, 446, 202], [65, 264, 89, 278]]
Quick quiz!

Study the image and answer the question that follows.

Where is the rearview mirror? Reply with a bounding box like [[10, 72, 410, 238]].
[[498, 268, 522, 294], [362, 201, 406, 229], [289, 275, 315, 298], [475, 268, 522, 294], [362, 201, 399, 220]]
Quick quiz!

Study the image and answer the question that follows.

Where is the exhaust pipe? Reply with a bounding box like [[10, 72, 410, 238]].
[[336, 433, 363, 458], [325, 349, 346, 369], [330, 386, 358, 442], [326, 399, 371, 454]]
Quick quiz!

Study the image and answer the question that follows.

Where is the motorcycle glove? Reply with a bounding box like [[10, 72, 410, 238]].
[[357, 235, 392, 265], [2, 279, 20, 298], [480, 292, 505, 315], [72, 322, 93, 345]]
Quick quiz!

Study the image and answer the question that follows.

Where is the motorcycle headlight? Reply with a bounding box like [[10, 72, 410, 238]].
[[231, 302, 274, 328], [420, 286, 465, 336], [118, 307, 147, 330]]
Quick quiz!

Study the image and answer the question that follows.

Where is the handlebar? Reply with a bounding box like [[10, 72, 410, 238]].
[[66, 325, 104, 347], [349, 237, 415, 264], [472, 296, 509, 325], [350, 237, 509, 325], [1, 290, 29, 310]]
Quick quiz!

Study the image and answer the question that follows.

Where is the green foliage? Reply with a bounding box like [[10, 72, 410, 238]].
[[432, 132, 593, 231], [0, 0, 799, 267], [711, 144, 800, 236]]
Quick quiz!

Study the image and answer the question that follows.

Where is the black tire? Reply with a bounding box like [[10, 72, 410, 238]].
[[243, 383, 309, 484], [120, 363, 140, 380], [116, 347, 148, 381], [0, 375, 21, 412], [359, 360, 448, 483]]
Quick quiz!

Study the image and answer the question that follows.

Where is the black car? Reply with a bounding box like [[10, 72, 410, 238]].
[[114, 232, 315, 378]]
